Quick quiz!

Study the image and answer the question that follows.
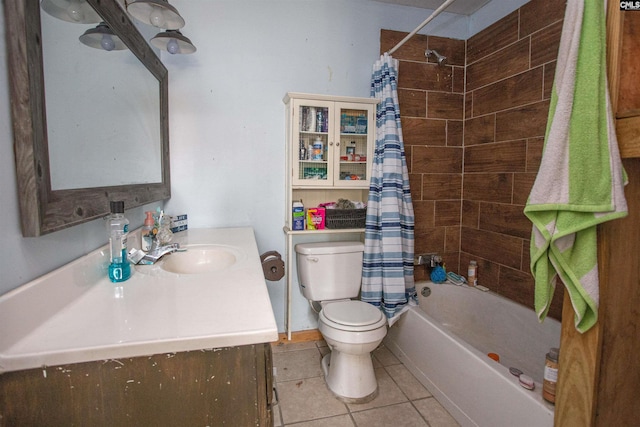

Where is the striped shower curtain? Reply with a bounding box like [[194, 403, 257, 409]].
[[361, 53, 416, 324]]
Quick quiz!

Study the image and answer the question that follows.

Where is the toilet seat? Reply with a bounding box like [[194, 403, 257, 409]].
[[320, 301, 387, 332]]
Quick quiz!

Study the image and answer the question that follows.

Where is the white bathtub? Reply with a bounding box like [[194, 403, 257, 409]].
[[384, 281, 560, 427]]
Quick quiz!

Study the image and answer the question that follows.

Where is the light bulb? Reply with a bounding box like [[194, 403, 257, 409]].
[[66, 0, 85, 22], [149, 8, 166, 27], [166, 38, 179, 54], [101, 34, 115, 51]]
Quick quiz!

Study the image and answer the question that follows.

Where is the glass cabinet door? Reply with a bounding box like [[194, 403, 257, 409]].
[[293, 100, 333, 186], [291, 98, 373, 188], [335, 105, 370, 185]]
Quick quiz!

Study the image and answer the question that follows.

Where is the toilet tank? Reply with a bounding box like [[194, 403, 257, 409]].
[[295, 241, 364, 301]]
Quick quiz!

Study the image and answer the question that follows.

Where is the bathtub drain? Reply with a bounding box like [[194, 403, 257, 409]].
[[421, 287, 431, 297]]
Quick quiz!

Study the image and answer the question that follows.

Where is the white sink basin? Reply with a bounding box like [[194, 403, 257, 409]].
[[161, 245, 243, 274]]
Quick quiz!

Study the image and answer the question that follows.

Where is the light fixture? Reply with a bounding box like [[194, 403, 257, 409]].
[[126, 0, 185, 30], [79, 22, 128, 51], [40, 0, 101, 24], [150, 30, 196, 55]]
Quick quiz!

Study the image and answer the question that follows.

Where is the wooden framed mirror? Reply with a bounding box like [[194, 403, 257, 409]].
[[4, 0, 170, 237]]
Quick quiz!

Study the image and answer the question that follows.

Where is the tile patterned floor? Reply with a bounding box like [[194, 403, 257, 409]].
[[271, 340, 460, 427]]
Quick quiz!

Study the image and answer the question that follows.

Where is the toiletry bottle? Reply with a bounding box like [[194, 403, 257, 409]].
[[316, 108, 324, 132], [312, 137, 324, 160], [292, 201, 305, 230], [308, 107, 316, 133], [141, 211, 155, 252], [299, 140, 307, 160], [468, 260, 477, 287], [107, 201, 131, 283], [543, 347, 559, 404]]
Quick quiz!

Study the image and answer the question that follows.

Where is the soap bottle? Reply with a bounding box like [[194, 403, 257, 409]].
[[141, 211, 155, 252], [468, 260, 477, 287], [107, 201, 131, 283]]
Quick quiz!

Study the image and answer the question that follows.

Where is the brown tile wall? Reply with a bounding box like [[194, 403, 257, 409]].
[[380, 30, 465, 283], [380, 0, 567, 319]]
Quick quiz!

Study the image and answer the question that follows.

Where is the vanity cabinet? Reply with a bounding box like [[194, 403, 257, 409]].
[[0, 344, 273, 426]]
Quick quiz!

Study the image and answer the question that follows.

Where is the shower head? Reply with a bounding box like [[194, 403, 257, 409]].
[[425, 49, 447, 66]]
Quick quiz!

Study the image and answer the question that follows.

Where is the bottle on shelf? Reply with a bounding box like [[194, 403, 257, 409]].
[[316, 108, 324, 132], [312, 137, 324, 161], [307, 107, 316, 132], [307, 142, 314, 160], [292, 201, 305, 230], [299, 139, 307, 160], [107, 201, 131, 283]]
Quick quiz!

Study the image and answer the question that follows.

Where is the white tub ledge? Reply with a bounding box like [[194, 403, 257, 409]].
[[0, 227, 279, 374]]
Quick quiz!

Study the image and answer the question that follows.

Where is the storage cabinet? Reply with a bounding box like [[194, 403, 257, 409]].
[[282, 93, 378, 338], [284, 93, 376, 231], [288, 97, 374, 188]]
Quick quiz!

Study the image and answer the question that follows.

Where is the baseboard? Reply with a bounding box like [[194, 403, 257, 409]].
[[275, 329, 323, 344]]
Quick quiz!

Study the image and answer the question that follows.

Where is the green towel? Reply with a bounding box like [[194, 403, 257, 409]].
[[524, 0, 628, 333]]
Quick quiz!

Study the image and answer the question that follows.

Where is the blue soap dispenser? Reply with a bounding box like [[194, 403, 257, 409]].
[[107, 200, 131, 282]]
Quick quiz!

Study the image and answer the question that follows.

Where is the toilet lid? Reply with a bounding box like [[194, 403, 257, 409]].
[[322, 301, 384, 327]]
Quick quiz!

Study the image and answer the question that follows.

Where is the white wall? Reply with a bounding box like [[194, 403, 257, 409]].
[[1, 0, 518, 332], [161, 0, 467, 332]]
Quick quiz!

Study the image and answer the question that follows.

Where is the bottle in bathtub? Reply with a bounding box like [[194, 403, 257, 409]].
[[543, 347, 559, 404], [468, 260, 477, 287]]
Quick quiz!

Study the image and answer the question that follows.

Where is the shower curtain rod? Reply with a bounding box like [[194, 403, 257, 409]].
[[387, 0, 457, 55]]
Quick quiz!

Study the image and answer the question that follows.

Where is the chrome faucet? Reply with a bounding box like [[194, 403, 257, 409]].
[[141, 243, 180, 264], [414, 253, 440, 268]]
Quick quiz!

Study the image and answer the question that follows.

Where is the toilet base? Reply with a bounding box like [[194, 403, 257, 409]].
[[321, 352, 378, 403]]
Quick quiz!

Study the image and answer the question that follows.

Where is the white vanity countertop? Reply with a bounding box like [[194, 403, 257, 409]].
[[0, 227, 279, 374]]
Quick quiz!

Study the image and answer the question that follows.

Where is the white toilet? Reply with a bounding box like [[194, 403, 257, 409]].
[[295, 241, 387, 403]]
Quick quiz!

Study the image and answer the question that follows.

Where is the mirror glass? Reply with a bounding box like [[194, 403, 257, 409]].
[[42, 12, 162, 190], [4, 0, 170, 236]]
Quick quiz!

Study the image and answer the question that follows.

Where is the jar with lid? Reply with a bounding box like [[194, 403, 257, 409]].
[[543, 347, 559, 404], [312, 137, 324, 160]]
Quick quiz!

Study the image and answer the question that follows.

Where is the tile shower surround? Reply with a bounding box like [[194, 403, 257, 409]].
[[380, 0, 567, 320]]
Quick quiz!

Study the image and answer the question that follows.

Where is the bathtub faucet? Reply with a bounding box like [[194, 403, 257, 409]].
[[414, 253, 440, 268]]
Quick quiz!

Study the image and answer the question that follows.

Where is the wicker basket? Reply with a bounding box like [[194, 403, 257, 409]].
[[325, 208, 366, 229]]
